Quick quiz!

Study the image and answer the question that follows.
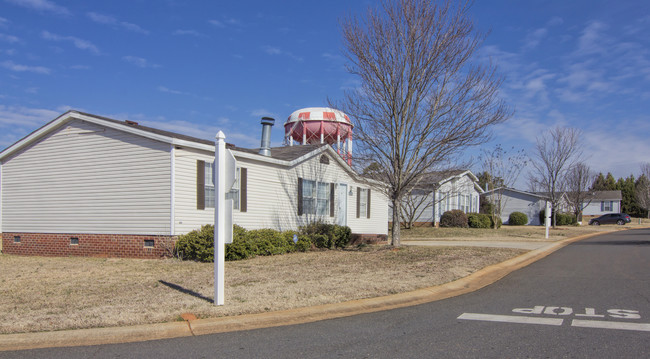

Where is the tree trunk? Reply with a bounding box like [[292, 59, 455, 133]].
[[391, 198, 401, 247]]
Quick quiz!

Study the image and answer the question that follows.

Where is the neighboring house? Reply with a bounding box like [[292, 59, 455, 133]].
[[579, 190, 622, 216], [392, 170, 483, 226], [484, 188, 578, 225], [0, 111, 388, 258], [483, 188, 549, 225]]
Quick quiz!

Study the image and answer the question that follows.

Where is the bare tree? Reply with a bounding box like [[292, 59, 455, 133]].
[[636, 163, 650, 219], [399, 187, 433, 229], [335, 0, 511, 246], [565, 162, 594, 223], [480, 145, 527, 228], [528, 127, 583, 228]]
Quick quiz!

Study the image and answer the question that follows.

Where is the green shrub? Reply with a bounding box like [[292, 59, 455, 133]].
[[539, 210, 577, 226], [174, 224, 215, 262], [468, 213, 491, 228], [556, 212, 577, 225], [490, 215, 502, 229], [294, 235, 312, 252], [299, 221, 351, 249], [440, 210, 469, 228], [508, 212, 528, 225]]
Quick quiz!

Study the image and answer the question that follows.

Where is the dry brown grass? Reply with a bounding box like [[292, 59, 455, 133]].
[[400, 219, 650, 241], [0, 246, 524, 334]]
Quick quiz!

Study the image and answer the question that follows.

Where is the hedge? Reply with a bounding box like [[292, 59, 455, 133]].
[[174, 222, 352, 262]]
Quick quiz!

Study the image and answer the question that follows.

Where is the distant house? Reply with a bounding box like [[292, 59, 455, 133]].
[[577, 190, 622, 216], [391, 170, 483, 226], [483, 188, 549, 225], [0, 111, 388, 258]]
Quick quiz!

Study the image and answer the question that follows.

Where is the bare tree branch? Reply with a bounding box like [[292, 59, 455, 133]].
[[528, 127, 583, 228], [333, 0, 511, 246]]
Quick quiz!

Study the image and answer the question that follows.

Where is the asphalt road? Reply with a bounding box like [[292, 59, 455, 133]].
[[3, 228, 649, 358]]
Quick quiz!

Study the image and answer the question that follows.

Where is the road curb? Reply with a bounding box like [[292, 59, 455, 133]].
[[0, 229, 624, 351]]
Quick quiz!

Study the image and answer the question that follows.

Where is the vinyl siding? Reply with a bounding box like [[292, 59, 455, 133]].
[[173, 148, 388, 235], [1, 119, 171, 234], [582, 200, 621, 216], [390, 174, 480, 224], [486, 190, 545, 225]]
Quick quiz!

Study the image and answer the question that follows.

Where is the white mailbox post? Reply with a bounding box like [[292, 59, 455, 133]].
[[545, 201, 551, 239], [214, 131, 236, 306]]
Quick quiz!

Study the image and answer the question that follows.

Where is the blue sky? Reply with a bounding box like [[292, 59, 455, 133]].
[[1, 0, 649, 185]]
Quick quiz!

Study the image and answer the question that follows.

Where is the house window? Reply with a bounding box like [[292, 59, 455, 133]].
[[13, 236, 21, 243], [601, 201, 613, 211], [70, 237, 79, 245], [229, 167, 241, 210], [144, 239, 155, 248], [302, 180, 330, 216], [205, 162, 215, 208], [359, 188, 368, 217]]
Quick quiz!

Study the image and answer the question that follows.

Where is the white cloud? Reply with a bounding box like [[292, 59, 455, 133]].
[[86, 12, 149, 35], [208, 18, 241, 28], [576, 21, 608, 56], [69, 64, 90, 70], [41, 31, 99, 54], [522, 28, 548, 50], [5, 0, 70, 16], [261, 45, 303, 61], [547, 16, 564, 26], [0, 105, 62, 147], [582, 129, 650, 178], [0, 17, 8, 27], [0, 33, 19, 43], [157, 86, 185, 95], [208, 19, 225, 28], [0, 60, 50, 74], [122, 55, 160, 69], [173, 29, 204, 37]]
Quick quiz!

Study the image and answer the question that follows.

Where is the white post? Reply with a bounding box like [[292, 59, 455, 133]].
[[545, 201, 551, 239], [214, 131, 226, 306]]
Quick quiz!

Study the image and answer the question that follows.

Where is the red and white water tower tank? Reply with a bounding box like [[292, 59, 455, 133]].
[[284, 107, 353, 165]]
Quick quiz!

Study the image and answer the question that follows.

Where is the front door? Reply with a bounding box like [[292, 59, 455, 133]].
[[336, 184, 348, 226]]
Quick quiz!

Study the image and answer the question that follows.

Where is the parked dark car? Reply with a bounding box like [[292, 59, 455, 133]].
[[589, 213, 631, 225]]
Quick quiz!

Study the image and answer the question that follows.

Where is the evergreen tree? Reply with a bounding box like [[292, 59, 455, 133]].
[[591, 172, 607, 190], [605, 172, 617, 190], [617, 175, 641, 216]]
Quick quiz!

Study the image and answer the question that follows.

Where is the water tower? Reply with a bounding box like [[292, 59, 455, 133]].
[[284, 107, 353, 165]]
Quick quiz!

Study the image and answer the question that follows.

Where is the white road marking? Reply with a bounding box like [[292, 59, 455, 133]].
[[572, 319, 650, 332], [457, 313, 564, 326]]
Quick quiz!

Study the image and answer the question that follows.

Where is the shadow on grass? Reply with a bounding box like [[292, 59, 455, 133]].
[[159, 280, 213, 303]]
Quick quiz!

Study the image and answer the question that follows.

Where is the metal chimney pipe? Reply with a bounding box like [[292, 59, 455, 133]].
[[259, 117, 275, 156]]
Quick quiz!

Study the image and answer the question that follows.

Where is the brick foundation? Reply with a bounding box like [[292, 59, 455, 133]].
[[350, 233, 388, 246], [2, 232, 176, 259]]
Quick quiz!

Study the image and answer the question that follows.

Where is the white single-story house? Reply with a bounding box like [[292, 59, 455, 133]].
[[483, 188, 549, 225], [0, 111, 388, 258], [392, 170, 483, 226], [578, 190, 622, 216]]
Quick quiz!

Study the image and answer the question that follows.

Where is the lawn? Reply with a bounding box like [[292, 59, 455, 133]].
[[0, 245, 525, 334], [398, 219, 650, 241]]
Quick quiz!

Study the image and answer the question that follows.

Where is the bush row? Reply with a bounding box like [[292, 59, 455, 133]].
[[174, 222, 352, 262], [538, 210, 577, 226], [441, 211, 502, 228]]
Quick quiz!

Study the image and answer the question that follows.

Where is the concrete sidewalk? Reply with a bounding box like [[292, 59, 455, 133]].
[[402, 239, 555, 250], [0, 232, 608, 352]]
